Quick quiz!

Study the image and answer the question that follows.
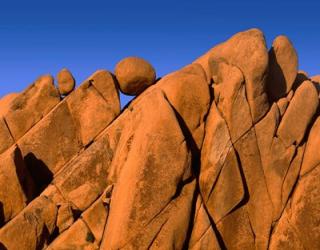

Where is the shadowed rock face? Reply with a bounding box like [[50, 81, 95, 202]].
[[0, 29, 319, 249]]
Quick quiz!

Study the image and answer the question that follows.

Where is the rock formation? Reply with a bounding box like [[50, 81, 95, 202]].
[[0, 29, 319, 250]]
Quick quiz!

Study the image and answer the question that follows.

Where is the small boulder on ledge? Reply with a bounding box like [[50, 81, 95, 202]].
[[114, 56, 156, 96], [57, 68, 76, 95]]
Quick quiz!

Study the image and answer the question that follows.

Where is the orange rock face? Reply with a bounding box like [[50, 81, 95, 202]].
[[4, 75, 60, 141], [0, 29, 319, 249]]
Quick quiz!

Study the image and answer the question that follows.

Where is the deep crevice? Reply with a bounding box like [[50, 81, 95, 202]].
[[2, 116, 15, 143], [23, 152, 53, 197], [226, 149, 250, 214], [201, 201, 227, 250], [182, 183, 199, 250], [163, 92, 201, 177], [14, 147, 36, 203]]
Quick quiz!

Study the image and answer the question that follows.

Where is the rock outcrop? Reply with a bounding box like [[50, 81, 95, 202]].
[[0, 29, 319, 250]]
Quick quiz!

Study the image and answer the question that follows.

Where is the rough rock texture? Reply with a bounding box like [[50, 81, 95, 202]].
[[4, 75, 60, 140], [194, 28, 269, 123], [101, 90, 197, 249], [0, 147, 35, 226], [0, 196, 58, 250], [0, 93, 19, 116], [66, 70, 120, 146], [0, 29, 319, 249], [0, 117, 14, 154], [115, 56, 156, 95]]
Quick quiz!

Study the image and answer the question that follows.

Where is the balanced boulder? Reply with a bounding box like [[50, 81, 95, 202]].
[[115, 56, 156, 95], [56, 68, 75, 95]]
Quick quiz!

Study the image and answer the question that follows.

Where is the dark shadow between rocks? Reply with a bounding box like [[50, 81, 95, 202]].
[[37, 224, 50, 250], [298, 99, 320, 148], [266, 48, 287, 102], [292, 72, 309, 92], [182, 185, 199, 250], [312, 81, 320, 94], [169, 105, 201, 176], [228, 149, 250, 213], [198, 149, 250, 250], [24, 153, 53, 196], [120, 77, 162, 112], [14, 148, 36, 203], [201, 201, 227, 250], [0, 242, 8, 250]]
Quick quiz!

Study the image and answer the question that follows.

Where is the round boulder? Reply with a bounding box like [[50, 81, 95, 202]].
[[57, 68, 75, 95], [114, 57, 156, 95]]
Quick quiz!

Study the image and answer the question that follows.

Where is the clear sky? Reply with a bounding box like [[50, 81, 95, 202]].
[[0, 0, 319, 107]]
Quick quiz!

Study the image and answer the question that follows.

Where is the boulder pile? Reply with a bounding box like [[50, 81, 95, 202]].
[[0, 29, 319, 250]]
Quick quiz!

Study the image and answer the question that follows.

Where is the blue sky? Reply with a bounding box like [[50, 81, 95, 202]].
[[0, 1, 319, 107]]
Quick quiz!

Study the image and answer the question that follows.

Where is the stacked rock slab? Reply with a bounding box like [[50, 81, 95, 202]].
[[0, 29, 320, 250], [0, 70, 120, 231], [101, 63, 210, 249]]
